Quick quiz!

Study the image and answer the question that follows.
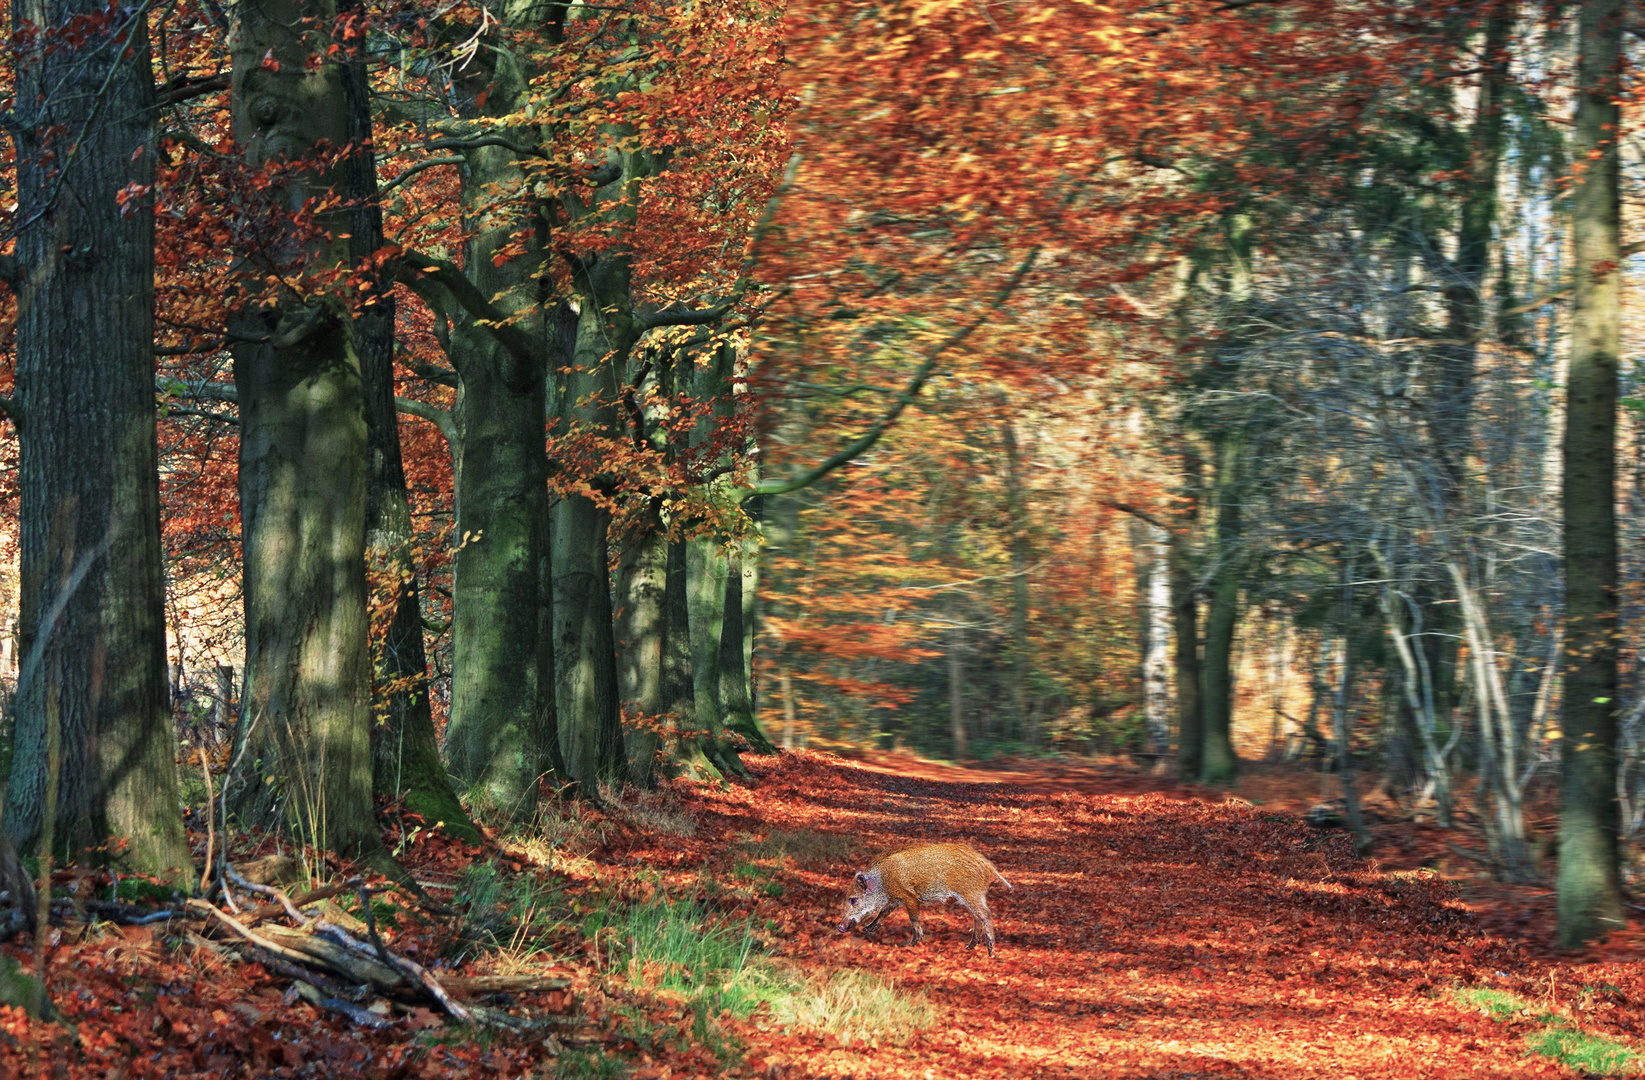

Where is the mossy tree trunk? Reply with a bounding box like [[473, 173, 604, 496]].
[[226, 0, 380, 858], [615, 502, 669, 786], [339, 5, 476, 841], [3, 0, 190, 874]]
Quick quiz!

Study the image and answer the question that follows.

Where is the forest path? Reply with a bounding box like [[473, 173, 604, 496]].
[[679, 751, 1645, 1079]]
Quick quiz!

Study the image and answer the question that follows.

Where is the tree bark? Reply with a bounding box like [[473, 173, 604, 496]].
[[1558, 0, 1626, 948], [551, 254, 636, 793], [615, 505, 669, 786], [1170, 532, 1203, 783], [223, 0, 383, 860], [1136, 522, 1172, 757], [1002, 410, 1032, 745], [717, 540, 773, 753], [1200, 436, 1242, 785], [339, 5, 476, 841], [3, 0, 190, 874]]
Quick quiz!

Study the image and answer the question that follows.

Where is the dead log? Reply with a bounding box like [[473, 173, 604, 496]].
[[438, 974, 571, 1000]]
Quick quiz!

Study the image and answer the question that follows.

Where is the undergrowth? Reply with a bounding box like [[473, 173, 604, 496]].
[[586, 891, 936, 1061], [1452, 986, 1641, 1075], [756, 965, 936, 1047]]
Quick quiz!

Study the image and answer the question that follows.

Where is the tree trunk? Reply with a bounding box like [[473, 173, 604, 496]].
[[445, 322, 550, 816], [1002, 410, 1032, 744], [949, 622, 967, 759], [1200, 437, 1242, 785], [340, 10, 476, 841], [1332, 560, 1371, 855], [1170, 531, 1203, 783], [223, 0, 383, 860], [685, 537, 745, 776], [1139, 524, 1172, 757], [1558, 0, 1626, 948], [615, 506, 669, 786], [3, 0, 190, 874], [550, 256, 636, 793], [718, 539, 773, 754], [664, 538, 719, 777]]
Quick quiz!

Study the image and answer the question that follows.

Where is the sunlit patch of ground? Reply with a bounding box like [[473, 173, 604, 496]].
[[667, 750, 1645, 1078]]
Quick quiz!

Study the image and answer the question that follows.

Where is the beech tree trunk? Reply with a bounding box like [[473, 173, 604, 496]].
[[3, 0, 190, 873], [1200, 436, 1243, 785], [1558, 0, 1625, 948], [227, 0, 377, 856], [615, 506, 669, 786], [339, 8, 475, 840], [551, 251, 635, 793], [436, 34, 557, 815], [1002, 412, 1034, 745]]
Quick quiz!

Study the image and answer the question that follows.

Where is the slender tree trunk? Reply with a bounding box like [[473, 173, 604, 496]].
[[339, 10, 475, 840], [1139, 524, 1172, 757], [718, 539, 773, 753], [1170, 532, 1203, 783], [3, 0, 190, 873], [1200, 436, 1242, 785], [1168, 434, 1204, 781], [1333, 560, 1371, 855], [1558, 0, 1625, 948], [664, 537, 719, 776], [1002, 410, 1032, 744], [781, 669, 798, 751], [551, 253, 636, 793], [949, 622, 967, 759], [445, 324, 550, 814]]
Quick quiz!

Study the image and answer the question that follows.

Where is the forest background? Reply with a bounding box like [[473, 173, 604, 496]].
[[0, 0, 1640, 995]]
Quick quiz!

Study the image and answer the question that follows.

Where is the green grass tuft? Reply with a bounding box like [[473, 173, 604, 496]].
[[1453, 984, 1642, 1074], [1525, 1029, 1641, 1075], [554, 1049, 628, 1079], [1452, 986, 1529, 1021]]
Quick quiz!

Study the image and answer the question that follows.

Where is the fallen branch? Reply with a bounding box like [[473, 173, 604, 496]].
[[290, 979, 393, 1030], [240, 879, 361, 925], [226, 865, 313, 926], [314, 919, 473, 1023], [254, 923, 402, 990], [438, 974, 572, 1000], [185, 899, 337, 971]]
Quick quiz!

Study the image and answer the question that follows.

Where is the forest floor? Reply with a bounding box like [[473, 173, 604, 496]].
[[7, 748, 1645, 1078]]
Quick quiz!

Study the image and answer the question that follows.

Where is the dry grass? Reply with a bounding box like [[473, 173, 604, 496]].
[[610, 788, 697, 839], [757, 964, 937, 1048]]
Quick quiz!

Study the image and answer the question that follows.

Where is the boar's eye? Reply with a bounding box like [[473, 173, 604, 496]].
[[848, 898, 857, 907]]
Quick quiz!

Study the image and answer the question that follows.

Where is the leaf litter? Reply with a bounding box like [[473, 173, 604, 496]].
[[6, 749, 1645, 1077]]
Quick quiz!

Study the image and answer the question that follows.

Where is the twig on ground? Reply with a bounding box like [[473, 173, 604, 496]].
[[355, 883, 393, 964], [313, 919, 473, 1023], [289, 979, 393, 1029], [225, 865, 313, 926], [83, 899, 184, 925], [185, 898, 328, 969], [197, 744, 217, 894], [240, 878, 361, 925]]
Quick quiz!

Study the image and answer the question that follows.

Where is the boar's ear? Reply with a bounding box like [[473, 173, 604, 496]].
[[854, 871, 867, 888]]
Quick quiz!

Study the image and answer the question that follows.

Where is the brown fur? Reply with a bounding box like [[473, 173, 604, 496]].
[[837, 842, 1012, 957]]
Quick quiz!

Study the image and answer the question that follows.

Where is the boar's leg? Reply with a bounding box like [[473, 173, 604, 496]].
[[861, 908, 889, 937], [903, 899, 923, 945], [958, 892, 996, 956]]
